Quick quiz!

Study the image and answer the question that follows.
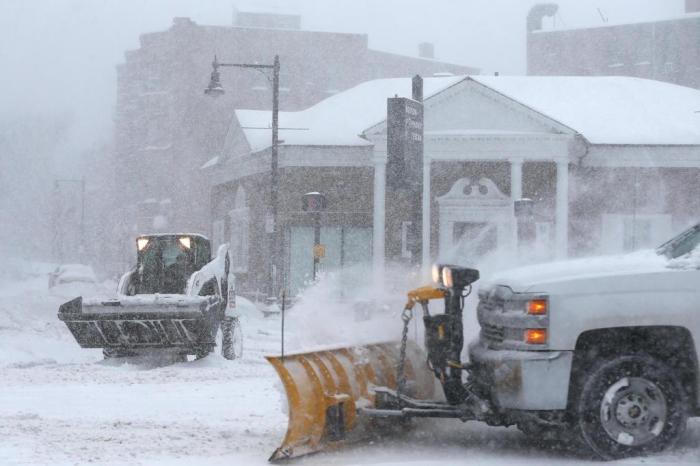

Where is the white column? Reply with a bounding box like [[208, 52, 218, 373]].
[[372, 153, 386, 281], [555, 159, 569, 259], [510, 158, 523, 253], [510, 158, 523, 200], [421, 157, 431, 271]]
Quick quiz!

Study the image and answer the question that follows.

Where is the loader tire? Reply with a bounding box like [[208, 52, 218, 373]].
[[221, 316, 243, 360], [573, 353, 688, 460]]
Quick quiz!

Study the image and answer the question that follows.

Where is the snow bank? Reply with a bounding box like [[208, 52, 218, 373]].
[[0, 272, 108, 367]]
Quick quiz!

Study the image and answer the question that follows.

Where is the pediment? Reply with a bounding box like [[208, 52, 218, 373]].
[[364, 78, 575, 140]]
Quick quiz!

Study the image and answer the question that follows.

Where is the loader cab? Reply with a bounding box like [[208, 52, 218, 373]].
[[135, 234, 211, 294]]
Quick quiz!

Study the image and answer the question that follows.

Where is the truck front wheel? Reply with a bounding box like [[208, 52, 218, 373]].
[[574, 354, 688, 459]]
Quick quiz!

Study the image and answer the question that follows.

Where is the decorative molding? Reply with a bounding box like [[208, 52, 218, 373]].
[[436, 176, 515, 259], [438, 177, 510, 203]]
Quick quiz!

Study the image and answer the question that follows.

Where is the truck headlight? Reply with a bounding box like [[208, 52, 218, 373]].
[[527, 298, 548, 315], [442, 267, 453, 288], [137, 238, 149, 251], [179, 236, 191, 249], [441, 265, 480, 290]]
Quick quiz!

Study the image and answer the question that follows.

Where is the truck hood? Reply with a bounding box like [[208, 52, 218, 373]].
[[482, 249, 669, 293]]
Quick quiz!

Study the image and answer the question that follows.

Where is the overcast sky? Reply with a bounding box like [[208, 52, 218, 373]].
[[0, 0, 685, 153]]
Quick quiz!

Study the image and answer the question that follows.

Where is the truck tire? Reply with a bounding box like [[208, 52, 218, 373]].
[[573, 353, 688, 460], [221, 316, 243, 360]]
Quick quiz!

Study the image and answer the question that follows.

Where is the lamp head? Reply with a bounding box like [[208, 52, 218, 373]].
[[204, 56, 225, 97]]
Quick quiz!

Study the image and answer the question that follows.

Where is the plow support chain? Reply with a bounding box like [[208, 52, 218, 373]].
[[265, 341, 435, 461]]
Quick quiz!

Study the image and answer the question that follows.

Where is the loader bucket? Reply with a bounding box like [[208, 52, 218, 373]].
[[57, 295, 222, 352], [266, 341, 435, 461]]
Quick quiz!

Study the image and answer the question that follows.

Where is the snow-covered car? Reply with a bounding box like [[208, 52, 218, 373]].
[[471, 222, 700, 459], [48, 264, 98, 289]]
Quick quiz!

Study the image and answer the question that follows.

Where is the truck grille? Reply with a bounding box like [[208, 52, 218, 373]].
[[480, 323, 504, 343], [478, 297, 503, 313]]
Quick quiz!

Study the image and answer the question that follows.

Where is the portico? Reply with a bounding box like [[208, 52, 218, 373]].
[[371, 132, 572, 270]]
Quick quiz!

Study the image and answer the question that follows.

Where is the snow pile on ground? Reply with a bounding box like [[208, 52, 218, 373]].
[[0, 262, 108, 367], [0, 265, 289, 465]]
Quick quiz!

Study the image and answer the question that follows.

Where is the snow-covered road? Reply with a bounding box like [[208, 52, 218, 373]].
[[1, 267, 699, 465]]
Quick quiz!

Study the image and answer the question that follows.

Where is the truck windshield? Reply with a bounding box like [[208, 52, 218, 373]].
[[656, 223, 700, 259]]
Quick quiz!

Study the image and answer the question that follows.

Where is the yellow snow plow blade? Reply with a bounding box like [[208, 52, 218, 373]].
[[266, 341, 435, 461]]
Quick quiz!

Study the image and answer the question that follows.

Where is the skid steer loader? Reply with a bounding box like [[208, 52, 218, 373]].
[[266, 264, 493, 461], [58, 234, 242, 360]]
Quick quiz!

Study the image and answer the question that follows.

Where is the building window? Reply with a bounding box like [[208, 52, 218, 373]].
[[229, 186, 249, 272], [622, 216, 653, 251], [287, 226, 372, 296], [601, 213, 672, 253]]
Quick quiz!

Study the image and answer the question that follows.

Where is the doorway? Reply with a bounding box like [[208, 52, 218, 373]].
[[287, 226, 372, 296]]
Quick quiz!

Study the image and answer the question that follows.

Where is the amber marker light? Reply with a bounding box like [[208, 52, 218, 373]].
[[527, 299, 548, 315], [525, 328, 547, 345]]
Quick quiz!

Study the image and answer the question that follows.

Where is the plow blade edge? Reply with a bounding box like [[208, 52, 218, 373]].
[[266, 341, 435, 461]]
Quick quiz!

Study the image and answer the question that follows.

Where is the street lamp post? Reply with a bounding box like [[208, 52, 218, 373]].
[[205, 55, 282, 299]]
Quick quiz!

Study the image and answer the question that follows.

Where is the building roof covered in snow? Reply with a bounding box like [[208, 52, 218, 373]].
[[232, 75, 700, 154], [470, 76, 700, 146], [530, 11, 700, 34], [235, 75, 465, 152]]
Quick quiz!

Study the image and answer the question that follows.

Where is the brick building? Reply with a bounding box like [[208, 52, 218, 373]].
[[527, 2, 700, 89], [112, 15, 477, 260]]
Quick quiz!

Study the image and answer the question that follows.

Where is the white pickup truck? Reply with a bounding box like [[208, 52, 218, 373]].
[[470, 222, 700, 459]]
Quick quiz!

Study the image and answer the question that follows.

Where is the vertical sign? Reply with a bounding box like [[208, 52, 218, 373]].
[[385, 77, 424, 264], [386, 98, 424, 190]]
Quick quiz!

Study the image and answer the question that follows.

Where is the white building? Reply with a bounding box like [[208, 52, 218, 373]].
[[208, 75, 700, 295]]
